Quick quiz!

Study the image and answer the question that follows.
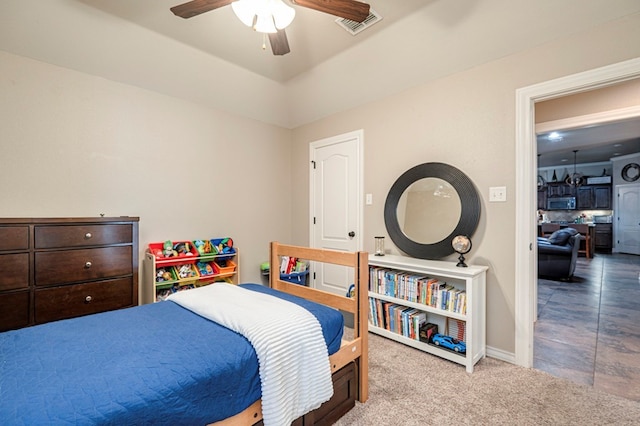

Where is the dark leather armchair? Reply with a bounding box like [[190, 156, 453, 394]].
[[538, 227, 581, 280]]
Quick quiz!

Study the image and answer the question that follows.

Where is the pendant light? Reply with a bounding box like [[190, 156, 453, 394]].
[[565, 149, 583, 187]]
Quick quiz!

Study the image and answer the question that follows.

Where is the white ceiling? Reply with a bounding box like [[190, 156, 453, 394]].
[[1, 0, 640, 129], [537, 118, 640, 167], [77, 0, 428, 83]]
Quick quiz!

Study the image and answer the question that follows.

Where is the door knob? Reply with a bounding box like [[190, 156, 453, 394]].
[[348, 231, 355, 237]]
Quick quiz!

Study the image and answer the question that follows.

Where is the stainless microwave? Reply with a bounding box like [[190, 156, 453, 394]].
[[547, 197, 576, 210]]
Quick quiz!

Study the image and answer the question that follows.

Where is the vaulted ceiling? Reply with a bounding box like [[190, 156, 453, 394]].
[[1, 0, 640, 130]]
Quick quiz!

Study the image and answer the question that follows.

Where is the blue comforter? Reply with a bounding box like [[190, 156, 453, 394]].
[[0, 284, 344, 425]]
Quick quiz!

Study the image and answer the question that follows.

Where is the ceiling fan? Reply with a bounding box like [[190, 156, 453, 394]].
[[170, 0, 371, 56]]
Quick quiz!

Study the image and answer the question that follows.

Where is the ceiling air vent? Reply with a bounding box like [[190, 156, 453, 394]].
[[335, 9, 382, 35]]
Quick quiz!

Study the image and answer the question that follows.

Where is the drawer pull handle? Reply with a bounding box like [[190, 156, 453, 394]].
[[85, 261, 92, 269], [85, 232, 92, 239], [85, 295, 92, 303]]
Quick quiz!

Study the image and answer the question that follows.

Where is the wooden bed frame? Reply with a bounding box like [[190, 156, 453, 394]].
[[210, 242, 369, 426]]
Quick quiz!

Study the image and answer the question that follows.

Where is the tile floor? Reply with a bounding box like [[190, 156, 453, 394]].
[[534, 252, 640, 401]]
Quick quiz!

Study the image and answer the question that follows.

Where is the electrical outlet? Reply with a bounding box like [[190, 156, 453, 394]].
[[489, 186, 507, 202], [366, 193, 373, 205]]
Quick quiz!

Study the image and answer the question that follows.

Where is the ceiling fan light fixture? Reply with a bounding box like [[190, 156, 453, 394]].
[[232, 0, 295, 33], [254, 14, 277, 33], [231, 0, 256, 27], [271, 0, 295, 29]]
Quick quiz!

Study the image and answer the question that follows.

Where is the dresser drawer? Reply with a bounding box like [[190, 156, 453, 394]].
[[0, 253, 29, 291], [34, 277, 134, 324], [0, 290, 30, 332], [35, 246, 132, 286], [0, 226, 29, 251], [34, 224, 133, 249]]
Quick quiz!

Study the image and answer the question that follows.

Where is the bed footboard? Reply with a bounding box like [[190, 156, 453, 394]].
[[210, 243, 368, 426], [270, 242, 368, 404]]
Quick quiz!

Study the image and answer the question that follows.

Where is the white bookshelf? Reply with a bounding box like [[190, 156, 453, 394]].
[[368, 254, 488, 373]]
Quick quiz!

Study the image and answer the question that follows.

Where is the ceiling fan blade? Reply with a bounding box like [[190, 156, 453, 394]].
[[269, 30, 290, 56], [292, 0, 370, 23], [170, 0, 234, 19]]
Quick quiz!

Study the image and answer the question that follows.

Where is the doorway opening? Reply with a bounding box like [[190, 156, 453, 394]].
[[515, 57, 640, 368]]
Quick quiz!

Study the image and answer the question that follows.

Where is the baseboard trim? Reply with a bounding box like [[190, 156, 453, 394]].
[[486, 345, 516, 364]]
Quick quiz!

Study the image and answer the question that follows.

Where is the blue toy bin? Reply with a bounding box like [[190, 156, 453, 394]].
[[210, 237, 236, 261], [280, 270, 309, 285]]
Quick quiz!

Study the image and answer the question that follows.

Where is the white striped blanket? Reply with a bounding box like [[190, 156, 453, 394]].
[[167, 283, 333, 426]]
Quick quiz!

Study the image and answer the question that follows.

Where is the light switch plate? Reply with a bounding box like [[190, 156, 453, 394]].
[[489, 186, 507, 202], [365, 193, 373, 205]]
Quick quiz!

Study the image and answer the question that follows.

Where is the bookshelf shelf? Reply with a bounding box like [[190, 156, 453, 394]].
[[368, 254, 487, 373]]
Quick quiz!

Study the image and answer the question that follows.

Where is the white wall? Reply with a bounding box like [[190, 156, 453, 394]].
[[291, 13, 640, 355], [0, 51, 293, 285], [612, 152, 640, 187]]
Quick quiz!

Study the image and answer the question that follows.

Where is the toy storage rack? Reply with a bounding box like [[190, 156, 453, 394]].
[[142, 242, 238, 304]]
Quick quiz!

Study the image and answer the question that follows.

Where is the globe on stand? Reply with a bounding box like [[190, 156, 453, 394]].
[[452, 235, 472, 268]]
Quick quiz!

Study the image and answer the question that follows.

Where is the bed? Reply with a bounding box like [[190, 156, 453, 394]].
[[0, 242, 368, 425]]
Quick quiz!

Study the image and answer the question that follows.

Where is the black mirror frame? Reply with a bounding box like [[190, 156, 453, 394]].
[[384, 162, 481, 259]]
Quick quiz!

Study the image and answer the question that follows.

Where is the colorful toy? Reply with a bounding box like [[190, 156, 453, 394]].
[[177, 264, 196, 279], [194, 240, 216, 255], [156, 288, 174, 301], [156, 268, 173, 283], [432, 334, 466, 353], [163, 240, 177, 258], [196, 261, 214, 276], [213, 237, 234, 254], [173, 241, 193, 256]]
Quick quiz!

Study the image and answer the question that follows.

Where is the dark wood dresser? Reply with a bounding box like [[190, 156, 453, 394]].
[[0, 217, 139, 332]]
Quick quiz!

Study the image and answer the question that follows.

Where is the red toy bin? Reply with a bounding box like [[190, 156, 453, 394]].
[[195, 260, 216, 277], [148, 241, 198, 267]]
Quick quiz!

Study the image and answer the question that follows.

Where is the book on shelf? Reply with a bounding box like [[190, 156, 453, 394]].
[[411, 311, 427, 340], [447, 318, 467, 341], [369, 296, 431, 341], [401, 308, 419, 337], [370, 266, 469, 314], [279, 256, 307, 275]]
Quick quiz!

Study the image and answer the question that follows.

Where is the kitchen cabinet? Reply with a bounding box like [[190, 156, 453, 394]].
[[577, 185, 611, 210], [547, 183, 574, 198], [592, 185, 611, 209], [594, 223, 613, 252], [537, 189, 547, 210]]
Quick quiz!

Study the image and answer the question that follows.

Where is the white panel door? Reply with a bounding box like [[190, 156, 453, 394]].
[[310, 130, 362, 296], [616, 184, 640, 255]]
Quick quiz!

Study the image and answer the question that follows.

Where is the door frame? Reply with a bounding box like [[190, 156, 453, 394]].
[[309, 129, 364, 253], [514, 57, 640, 368]]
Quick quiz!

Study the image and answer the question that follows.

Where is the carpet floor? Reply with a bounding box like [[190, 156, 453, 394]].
[[335, 332, 640, 425]]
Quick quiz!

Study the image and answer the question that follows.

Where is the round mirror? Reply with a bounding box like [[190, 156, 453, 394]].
[[397, 177, 461, 244], [384, 163, 481, 259]]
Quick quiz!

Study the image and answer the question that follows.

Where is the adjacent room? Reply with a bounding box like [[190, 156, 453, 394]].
[[534, 82, 640, 400], [1, 0, 640, 424]]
